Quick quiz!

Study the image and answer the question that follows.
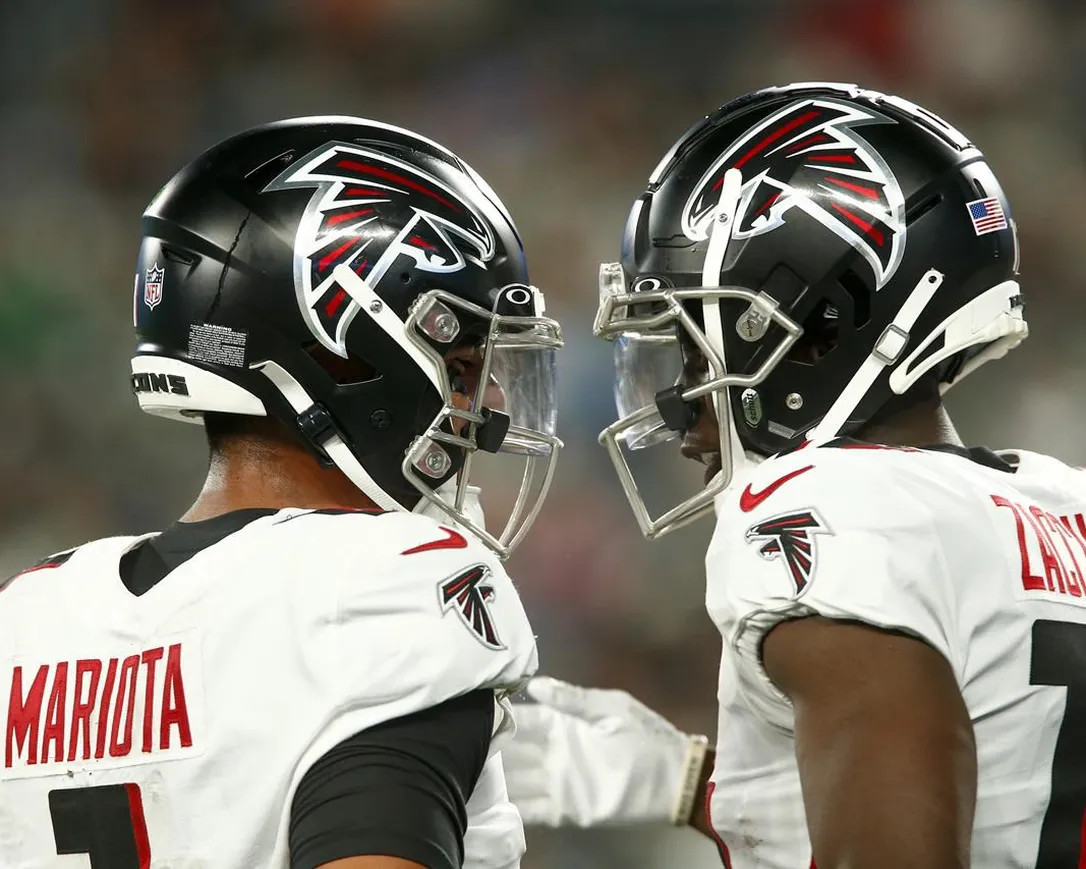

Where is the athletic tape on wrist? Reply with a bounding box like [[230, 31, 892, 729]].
[[671, 734, 711, 825]]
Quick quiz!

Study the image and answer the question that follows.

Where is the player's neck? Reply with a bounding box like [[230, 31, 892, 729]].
[[856, 400, 963, 450], [181, 438, 381, 522]]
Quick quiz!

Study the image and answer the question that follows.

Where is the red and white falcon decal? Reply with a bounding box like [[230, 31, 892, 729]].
[[264, 142, 495, 357], [745, 509, 832, 596], [682, 98, 907, 290], [438, 563, 504, 650]]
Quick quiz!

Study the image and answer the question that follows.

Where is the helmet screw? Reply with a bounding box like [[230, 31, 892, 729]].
[[423, 448, 451, 476], [368, 300, 383, 314], [786, 392, 804, 410], [433, 312, 458, 341], [369, 409, 391, 431]]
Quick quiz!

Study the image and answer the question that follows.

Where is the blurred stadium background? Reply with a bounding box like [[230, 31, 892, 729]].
[[2, 0, 1084, 865]]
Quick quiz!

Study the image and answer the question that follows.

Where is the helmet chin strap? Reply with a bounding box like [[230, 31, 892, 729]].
[[254, 360, 402, 511], [699, 168, 749, 490]]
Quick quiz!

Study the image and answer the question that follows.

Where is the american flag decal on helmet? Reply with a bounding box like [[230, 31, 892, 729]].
[[745, 510, 832, 596], [438, 564, 505, 650], [683, 97, 907, 290]]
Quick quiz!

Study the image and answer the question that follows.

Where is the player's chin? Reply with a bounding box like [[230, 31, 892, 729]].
[[681, 442, 722, 484], [704, 453, 722, 485]]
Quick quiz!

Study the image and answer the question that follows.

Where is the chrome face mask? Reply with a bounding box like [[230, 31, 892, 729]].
[[403, 286, 563, 559], [594, 263, 802, 540]]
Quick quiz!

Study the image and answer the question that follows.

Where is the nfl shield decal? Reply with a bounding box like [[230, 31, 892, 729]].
[[144, 263, 165, 311]]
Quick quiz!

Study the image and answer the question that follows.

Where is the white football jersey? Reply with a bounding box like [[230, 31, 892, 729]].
[[705, 443, 1086, 868], [0, 508, 538, 869]]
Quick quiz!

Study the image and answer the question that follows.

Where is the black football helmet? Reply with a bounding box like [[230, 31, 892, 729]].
[[132, 116, 562, 557], [594, 83, 1026, 537]]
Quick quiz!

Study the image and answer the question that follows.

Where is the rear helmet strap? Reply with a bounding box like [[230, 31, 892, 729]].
[[807, 268, 943, 445], [254, 360, 402, 511]]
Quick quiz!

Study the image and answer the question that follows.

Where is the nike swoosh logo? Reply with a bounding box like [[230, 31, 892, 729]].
[[739, 465, 814, 513], [401, 526, 468, 555]]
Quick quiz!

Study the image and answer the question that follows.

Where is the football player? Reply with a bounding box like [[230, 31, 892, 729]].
[[0, 118, 563, 869], [504, 83, 1086, 867]]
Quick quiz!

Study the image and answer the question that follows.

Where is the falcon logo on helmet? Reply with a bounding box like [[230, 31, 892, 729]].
[[265, 143, 496, 357], [438, 563, 504, 650], [682, 98, 907, 290], [745, 509, 832, 596]]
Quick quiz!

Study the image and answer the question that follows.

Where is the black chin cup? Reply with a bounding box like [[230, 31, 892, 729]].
[[476, 408, 511, 453], [655, 385, 698, 435], [450, 373, 510, 453]]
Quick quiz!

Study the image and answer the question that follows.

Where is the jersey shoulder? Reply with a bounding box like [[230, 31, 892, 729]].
[[258, 509, 539, 717], [707, 444, 998, 728], [2, 534, 146, 594]]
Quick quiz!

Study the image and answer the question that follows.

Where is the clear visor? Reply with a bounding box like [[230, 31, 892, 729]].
[[404, 288, 563, 559], [613, 331, 683, 449], [490, 323, 559, 453]]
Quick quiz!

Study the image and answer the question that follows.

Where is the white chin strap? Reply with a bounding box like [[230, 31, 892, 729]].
[[807, 268, 944, 445], [254, 360, 402, 512]]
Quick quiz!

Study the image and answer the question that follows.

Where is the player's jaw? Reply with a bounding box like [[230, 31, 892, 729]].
[[680, 402, 722, 485], [676, 344, 723, 484]]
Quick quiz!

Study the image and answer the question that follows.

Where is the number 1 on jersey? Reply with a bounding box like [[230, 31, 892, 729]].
[[1030, 620, 1086, 866], [49, 783, 151, 868]]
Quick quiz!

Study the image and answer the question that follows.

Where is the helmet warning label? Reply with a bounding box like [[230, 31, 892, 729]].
[[187, 323, 247, 368]]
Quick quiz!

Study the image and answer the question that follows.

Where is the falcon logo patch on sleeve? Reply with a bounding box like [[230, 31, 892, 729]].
[[438, 564, 505, 650], [745, 510, 832, 596]]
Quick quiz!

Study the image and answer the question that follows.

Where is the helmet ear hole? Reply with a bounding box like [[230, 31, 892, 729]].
[[787, 300, 839, 365]]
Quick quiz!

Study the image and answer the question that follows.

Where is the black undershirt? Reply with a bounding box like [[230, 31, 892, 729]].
[[116, 510, 494, 868], [290, 690, 494, 869]]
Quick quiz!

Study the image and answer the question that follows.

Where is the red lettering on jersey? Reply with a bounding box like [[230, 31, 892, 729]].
[[140, 647, 164, 754], [1043, 513, 1084, 597], [160, 644, 192, 750], [6, 664, 47, 767], [41, 661, 68, 764], [993, 497, 1086, 600], [5, 644, 197, 771], [991, 496, 1045, 591], [95, 657, 118, 759], [109, 655, 140, 758], [1023, 508, 1069, 594], [68, 659, 102, 762]]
